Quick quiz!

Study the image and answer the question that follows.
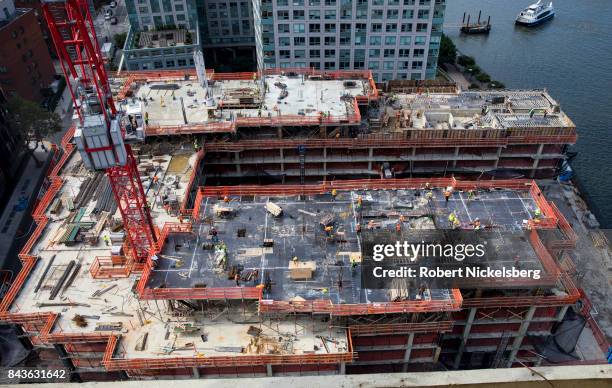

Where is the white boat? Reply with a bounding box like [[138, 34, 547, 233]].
[[516, 1, 555, 26]]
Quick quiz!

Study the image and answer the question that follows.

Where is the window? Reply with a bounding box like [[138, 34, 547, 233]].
[[310, 49, 320, 58], [371, 9, 383, 19], [309, 10, 320, 19], [277, 10, 289, 20], [324, 61, 336, 70], [399, 48, 410, 57], [402, 9, 413, 19], [294, 49, 305, 58], [278, 24, 289, 33], [324, 24, 336, 33], [309, 23, 320, 33], [415, 36, 426, 45], [369, 49, 380, 58], [401, 23, 413, 32], [324, 49, 335, 58], [166, 60, 175, 67], [399, 61, 409, 69], [386, 9, 399, 19], [370, 36, 381, 45], [385, 36, 396, 45], [279, 50, 290, 59], [293, 10, 305, 20], [384, 49, 396, 57], [386, 23, 397, 32], [178, 59, 186, 66], [340, 35, 351, 45], [371, 23, 382, 32], [277, 0, 288, 5], [417, 9, 429, 19], [413, 49, 424, 57], [294, 37, 305, 46], [383, 61, 394, 70], [340, 23, 351, 33], [368, 61, 379, 70], [310, 61, 321, 69], [325, 10, 336, 19], [309, 36, 320, 45], [324, 36, 336, 45], [293, 24, 305, 33], [399, 36, 411, 45], [154, 61, 163, 69], [279, 37, 290, 46], [412, 60, 423, 69], [416, 23, 428, 32], [325, 0, 336, 5], [309, 0, 320, 4]]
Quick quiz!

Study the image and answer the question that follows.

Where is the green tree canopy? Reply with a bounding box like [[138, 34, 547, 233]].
[[7, 96, 61, 165], [439, 34, 457, 65]]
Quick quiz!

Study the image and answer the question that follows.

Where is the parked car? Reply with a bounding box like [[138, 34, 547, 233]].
[[109, 1, 117, 8]]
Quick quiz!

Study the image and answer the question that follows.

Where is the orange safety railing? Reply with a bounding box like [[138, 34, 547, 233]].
[[579, 289, 610, 355], [180, 149, 205, 217], [89, 257, 132, 279], [462, 273, 580, 309], [349, 321, 454, 336], [259, 289, 463, 316]]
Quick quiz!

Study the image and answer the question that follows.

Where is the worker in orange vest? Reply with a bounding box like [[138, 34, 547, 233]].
[[396, 222, 402, 233]]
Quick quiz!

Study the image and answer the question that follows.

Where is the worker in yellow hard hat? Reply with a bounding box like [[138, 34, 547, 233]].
[[331, 189, 337, 201], [448, 212, 457, 228], [534, 208, 542, 218], [324, 225, 334, 236]]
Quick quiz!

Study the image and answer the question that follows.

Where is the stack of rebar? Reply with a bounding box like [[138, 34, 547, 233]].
[[92, 176, 117, 215]]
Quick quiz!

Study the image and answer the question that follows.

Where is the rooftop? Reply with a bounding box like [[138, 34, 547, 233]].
[[135, 29, 194, 49]]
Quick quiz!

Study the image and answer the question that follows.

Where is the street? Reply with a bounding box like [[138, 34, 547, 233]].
[[92, 0, 129, 47]]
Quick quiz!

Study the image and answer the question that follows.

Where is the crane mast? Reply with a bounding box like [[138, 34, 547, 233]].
[[42, 0, 157, 262]]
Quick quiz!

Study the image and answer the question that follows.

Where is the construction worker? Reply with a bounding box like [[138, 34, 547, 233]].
[[425, 182, 431, 190], [331, 188, 337, 201], [399, 215, 405, 223], [396, 222, 402, 233], [178, 214, 184, 224], [356, 223, 362, 233], [425, 190, 433, 201], [223, 195, 230, 203], [534, 208, 542, 219], [467, 189, 475, 201], [103, 235, 111, 246], [144, 111, 149, 125], [367, 220, 375, 230], [448, 212, 457, 228], [472, 218, 481, 230], [357, 195, 363, 207], [153, 175, 159, 186], [234, 273, 240, 286], [324, 225, 334, 237], [444, 190, 452, 204], [453, 218, 460, 229]]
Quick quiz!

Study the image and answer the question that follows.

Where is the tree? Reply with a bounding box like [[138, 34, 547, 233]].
[[457, 55, 476, 67], [113, 32, 127, 49], [476, 72, 491, 83], [439, 34, 457, 65], [7, 96, 61, 166]]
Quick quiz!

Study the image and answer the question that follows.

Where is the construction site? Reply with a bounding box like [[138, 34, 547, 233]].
[[0, 0, 609, 383]]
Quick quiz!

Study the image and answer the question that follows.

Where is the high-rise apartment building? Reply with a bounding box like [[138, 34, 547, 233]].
[[198, 0, 256, 69], [124, 0, 200, 70], [254, 0, 445, 81], [0, 0, 56, 101]]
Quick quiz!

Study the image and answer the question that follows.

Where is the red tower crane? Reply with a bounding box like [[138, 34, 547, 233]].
[[42, 0, 157, 262]]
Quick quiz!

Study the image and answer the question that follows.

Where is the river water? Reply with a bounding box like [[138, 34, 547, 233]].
[[443, 0, 612, 227]]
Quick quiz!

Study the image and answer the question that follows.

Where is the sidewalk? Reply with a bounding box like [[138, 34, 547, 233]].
[[443, 63, 471, 91]]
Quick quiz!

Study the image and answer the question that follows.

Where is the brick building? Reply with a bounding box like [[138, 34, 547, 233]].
[[0, 0, 55, 102]]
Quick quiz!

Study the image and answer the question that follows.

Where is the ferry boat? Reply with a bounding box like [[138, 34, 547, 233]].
[[516, 1, 555, 26]]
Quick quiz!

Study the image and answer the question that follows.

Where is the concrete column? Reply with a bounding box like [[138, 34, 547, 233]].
[[323, 147, 327, 175], [234, 152, 241, 174], [280, 148, 284, 173], [320, 126, 327, 138], [192, 367, 200, 378], [266, 364, 273, 377], [401, 333, 415, 373], [368, 148, 373, 171], [530, 144, 545, 178], [506, 305, 537, 368], [453, 307, 477, 369], [556, 305, 569, 321], [339, 362, 346, 375], [493, 146, 503, 169], [277, 127, 283, 139], [452, 146, 459, 168]]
